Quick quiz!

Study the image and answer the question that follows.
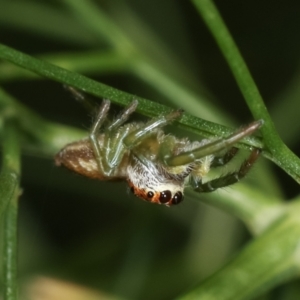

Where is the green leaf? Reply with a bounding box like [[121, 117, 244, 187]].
[[177, 197, 300, 300]]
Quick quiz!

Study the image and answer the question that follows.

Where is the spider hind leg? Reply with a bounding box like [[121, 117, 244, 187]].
[[165, 120, 263, 167], [210, 147, 239, 168], [193, 148, 261, 192]]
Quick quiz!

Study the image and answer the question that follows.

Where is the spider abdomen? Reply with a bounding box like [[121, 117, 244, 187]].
[[55, 137, 130, 180]]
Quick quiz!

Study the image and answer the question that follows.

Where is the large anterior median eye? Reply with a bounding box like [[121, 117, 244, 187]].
[[171, 191, 183, 205], [159, 190, 172, 203]]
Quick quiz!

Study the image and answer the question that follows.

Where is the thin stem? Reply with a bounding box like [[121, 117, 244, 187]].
[[3, 189, 19, 300], [0, 122, 20, 216], [0, 43, 298, 183], [0, 43, 262, 148], [0, 121, 21, 300], [192, 0, 273, 132], [192, 0, 300, 183]]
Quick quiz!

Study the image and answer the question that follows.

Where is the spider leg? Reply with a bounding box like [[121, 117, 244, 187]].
[[123, 109, 183, 149], [97, 103, 182, 173], [64, 85, 96, 112], [165, 120, 263, 167], [193, 148, 261, 192], [89, 100, 111, 175], [102, 100, 138, 169], [89, 100, 139, 175], [103, 126, 132, 169], [210, 147, 239, 168], [107, 100, 138, 131]]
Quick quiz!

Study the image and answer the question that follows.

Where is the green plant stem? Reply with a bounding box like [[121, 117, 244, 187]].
[[0, 43, 261, 147], [0, 48, 223, 122], [192, 0, 300, 183], [3, 190, 19, 300], [0, 43, 298, 185], [177, 197, 300, 300], [0, 123, 20, 216], [0, 121, 21, 300]]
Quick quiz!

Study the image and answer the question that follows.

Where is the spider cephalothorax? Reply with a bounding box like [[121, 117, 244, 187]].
[[127, 155, 187, 205], [55, 99, 262, 206]]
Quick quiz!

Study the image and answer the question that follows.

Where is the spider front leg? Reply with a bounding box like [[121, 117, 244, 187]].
[[107, 100, 138, 131], [89, 100, 138, 176], [100, 100, 138, 170], [192, 148, 261, 192], [89, 99, 111, 176]]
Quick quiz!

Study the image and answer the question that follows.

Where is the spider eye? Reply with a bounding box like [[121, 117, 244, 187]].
[[147, 191, 154, 198], [171, 191, 183, 205], [159, 190, 172, 203]]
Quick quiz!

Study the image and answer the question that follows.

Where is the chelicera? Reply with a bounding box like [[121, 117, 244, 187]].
[[55, 99, 262, 206]]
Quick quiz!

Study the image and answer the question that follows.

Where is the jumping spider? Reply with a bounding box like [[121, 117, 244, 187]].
[[55, 99, 262, 206]]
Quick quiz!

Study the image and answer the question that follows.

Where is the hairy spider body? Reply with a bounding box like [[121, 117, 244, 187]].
[[55, 100, 262, 206]]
